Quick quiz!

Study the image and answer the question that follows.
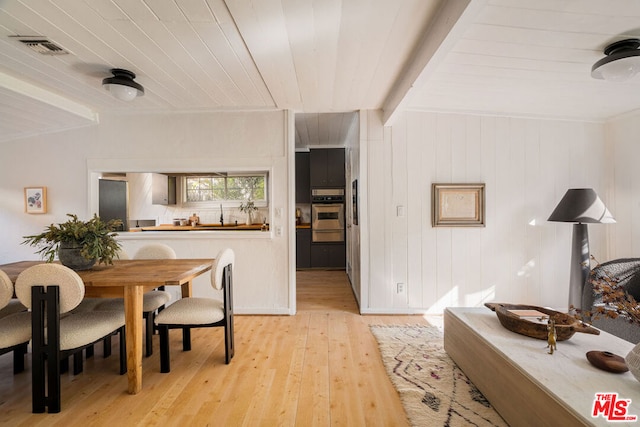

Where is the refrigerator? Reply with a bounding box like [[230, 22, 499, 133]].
[[99, 179, 129, 231]]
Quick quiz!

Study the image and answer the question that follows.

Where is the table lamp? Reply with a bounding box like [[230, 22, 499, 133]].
[[548, 188, 615, 313]]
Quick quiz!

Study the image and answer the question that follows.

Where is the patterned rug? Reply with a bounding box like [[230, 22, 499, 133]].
[[370, 325, 508, 427]]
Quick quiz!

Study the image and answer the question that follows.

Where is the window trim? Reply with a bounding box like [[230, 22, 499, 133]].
[[180, 172, 268, 207]]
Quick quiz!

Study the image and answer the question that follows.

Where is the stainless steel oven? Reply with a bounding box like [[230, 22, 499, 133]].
[[311, 189, 345, 243]]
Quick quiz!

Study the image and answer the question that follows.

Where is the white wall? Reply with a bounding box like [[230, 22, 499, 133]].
[[361, 110, 612, 313], [345, 113, 361, 302], [608, 112, 640, 259], [3, 107, 627, 316], [0, 110, 294, 314]]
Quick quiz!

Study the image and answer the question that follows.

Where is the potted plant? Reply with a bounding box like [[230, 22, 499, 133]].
[[23, 213, 123, 270], [239, 200, 259, 225]]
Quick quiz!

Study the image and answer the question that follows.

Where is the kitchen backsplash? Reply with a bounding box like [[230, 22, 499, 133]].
[[125, 172, 269, 226]]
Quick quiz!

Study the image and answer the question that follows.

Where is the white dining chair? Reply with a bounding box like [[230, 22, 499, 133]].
[[0, 298, 27, 319], [155, 248, 234, 373], [0, 269, 30, 374], [71, 247, 129, 359], [15, 263, 126, 413], [95, 243, 174, 356]]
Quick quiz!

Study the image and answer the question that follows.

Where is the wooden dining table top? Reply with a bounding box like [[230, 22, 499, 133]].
[[1, 259, 214, 287]]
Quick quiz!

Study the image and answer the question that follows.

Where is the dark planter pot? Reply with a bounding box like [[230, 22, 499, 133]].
[[58, 241, 96, 271]]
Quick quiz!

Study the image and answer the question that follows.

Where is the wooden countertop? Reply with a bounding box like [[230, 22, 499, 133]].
[[128, 223, 309, 232], [130, 223, 265, 232]]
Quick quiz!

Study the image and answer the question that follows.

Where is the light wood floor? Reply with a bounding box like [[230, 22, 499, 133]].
[[0, 270, 436, 426]]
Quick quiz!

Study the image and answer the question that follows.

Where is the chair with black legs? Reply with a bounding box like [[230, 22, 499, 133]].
[[155, 248, 234, 373], [0, 269, 30, 374], [95, 243, 174, 357], [15, 263, 126, 413]]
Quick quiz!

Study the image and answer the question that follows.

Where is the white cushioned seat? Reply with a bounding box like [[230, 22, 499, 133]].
[[95, 290, 171, 313], [143, 290, 172, 312], [59, 310, 125, 350], [15, 263, 127, 413], [0, 311, 31, 348], [71, 297, 109, 313], [0, 269, 31, 374], [155, 248, 235, 373], [0, 299, 27, 319], [0, 270, 13, 308], [155, 298, 224, 325]]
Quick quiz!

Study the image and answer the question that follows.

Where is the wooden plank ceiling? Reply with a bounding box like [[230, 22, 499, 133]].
[[1, 0, 640, 145]]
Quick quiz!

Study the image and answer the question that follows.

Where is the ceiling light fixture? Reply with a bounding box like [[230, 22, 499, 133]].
[[102, 68, 144, 101], [591, 38, 640, 82]]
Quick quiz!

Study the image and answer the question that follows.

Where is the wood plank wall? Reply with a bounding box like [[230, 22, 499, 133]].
[[363, 111, 610, 313]]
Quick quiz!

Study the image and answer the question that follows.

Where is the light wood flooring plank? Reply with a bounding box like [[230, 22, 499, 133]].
[[0, 270, 436, 426]]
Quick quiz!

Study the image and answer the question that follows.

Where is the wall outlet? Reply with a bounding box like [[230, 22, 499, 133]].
[[397, 282, 405, 293]]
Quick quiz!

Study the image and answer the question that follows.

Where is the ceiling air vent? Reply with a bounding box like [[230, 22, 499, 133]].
[[12, 36, 69, 55]]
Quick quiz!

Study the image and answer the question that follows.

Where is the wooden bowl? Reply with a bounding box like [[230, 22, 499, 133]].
[[586, 351, 629, 373]]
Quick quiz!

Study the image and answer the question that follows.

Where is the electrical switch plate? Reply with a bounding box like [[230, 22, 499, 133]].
[[276, 226, 282, 236], [397, 205, 405, 217], [397, 282, 404, 293]]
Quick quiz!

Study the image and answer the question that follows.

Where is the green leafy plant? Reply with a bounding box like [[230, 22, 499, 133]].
[[239, 200, 258, 213], [22, 214, 123, 265]]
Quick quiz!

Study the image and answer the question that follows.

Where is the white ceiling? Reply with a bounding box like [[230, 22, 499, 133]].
[[1, 0, 640, 145]]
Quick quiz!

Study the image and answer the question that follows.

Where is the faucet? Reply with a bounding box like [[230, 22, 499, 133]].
[[219, 204, 224, 226]]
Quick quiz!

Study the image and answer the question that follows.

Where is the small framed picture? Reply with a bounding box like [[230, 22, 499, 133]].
[[432, 183, 485, 227], [25, 187, 47, 214]]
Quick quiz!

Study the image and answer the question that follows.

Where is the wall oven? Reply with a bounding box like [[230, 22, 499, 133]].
[[311, 189, 345, 243]]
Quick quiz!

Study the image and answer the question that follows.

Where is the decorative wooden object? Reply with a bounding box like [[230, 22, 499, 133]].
[[586, 350, 629, 373], [485, 302, 600, 341]]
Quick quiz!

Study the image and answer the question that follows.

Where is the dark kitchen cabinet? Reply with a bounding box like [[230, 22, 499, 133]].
[[295, 152, 310, 203], [296, 228, 311, 269], [311, 243, 345, 268], [310, 148, 345, 188]]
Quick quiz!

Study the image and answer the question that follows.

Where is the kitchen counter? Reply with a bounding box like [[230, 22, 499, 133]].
[[130, 223, 265, 232]]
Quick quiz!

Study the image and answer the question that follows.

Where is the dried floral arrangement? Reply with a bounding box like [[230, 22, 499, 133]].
[[578, 256, 640, 326]]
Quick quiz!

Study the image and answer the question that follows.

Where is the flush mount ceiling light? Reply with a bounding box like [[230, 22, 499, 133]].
[[102, 68, 144, 101], [591, 38, 640, 82]]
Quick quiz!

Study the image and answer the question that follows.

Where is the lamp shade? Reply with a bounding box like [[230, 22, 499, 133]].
[[102, 68, 144, 101], [592, 39, 640, 82], [548, 188, 615, 224]]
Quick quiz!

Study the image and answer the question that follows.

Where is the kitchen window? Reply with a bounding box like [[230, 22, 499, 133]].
[[183, 173, 267, 205]]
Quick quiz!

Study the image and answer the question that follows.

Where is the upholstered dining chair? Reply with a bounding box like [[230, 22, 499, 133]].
[[15, 263, 126, 413], [95, 243, 174, 356], [0, 269, 27, 319], [0, 270, 31, 374], [155, 248, 235, 373]]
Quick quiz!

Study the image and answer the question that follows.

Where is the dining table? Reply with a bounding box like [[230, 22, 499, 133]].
[[0, 258, 213, 394]]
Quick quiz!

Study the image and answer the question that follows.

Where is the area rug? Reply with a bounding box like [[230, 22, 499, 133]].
[[370, 325, 508, 427]]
